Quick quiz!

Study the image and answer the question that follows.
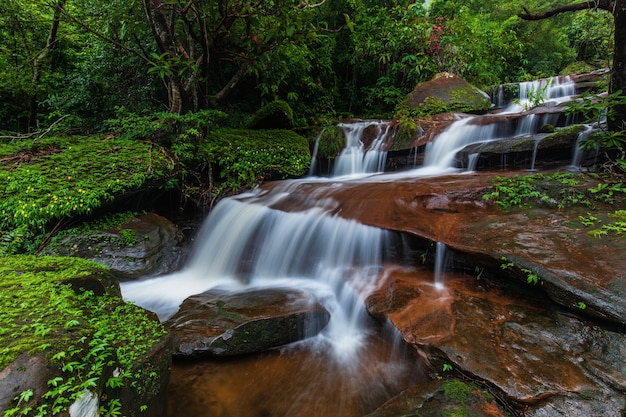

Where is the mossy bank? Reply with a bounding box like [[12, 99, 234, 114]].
[[0, 255, 171, 417]]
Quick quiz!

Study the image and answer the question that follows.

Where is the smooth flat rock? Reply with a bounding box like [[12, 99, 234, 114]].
[[366, 270, 626, 417], [165, 287, 330, 356]]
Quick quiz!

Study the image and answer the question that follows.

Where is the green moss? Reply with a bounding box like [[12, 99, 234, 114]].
[[0, 136, 176, 254], [247, 100, 294, 130], [0, 255, 168, 416], [200, 128, 310, 192]]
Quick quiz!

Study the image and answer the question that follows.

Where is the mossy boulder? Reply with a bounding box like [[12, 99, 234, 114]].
[[0, 255, 172, 417], [42, 212, 184, 279], [403, 73, 492, 116], [247, 100, 294, 130], [200, 128, 310, 189], [165, 287, 330, 356], [365, 379, 507, 417]]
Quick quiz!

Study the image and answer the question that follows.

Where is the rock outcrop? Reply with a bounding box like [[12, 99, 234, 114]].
[[403, 72, 492, 114], [165, 287, 331, 356]]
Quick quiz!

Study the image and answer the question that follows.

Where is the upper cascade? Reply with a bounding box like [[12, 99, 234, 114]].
[[498, 75, 576, 113], [331, 120, 395, 177]]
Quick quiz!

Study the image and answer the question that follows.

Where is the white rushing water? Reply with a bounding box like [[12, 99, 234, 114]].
[[332, 120, 393, 176], [122, 190, 390, 359]]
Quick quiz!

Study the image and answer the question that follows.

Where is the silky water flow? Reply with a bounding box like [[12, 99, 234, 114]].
[[121, 74, 582, 417]]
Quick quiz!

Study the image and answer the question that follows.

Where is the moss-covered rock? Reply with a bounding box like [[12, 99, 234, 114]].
[[0, 136, 176, 255], [42, 212, 184, 279], [247, 100, 294, 130], [402, 73, 492, 116], [0, 255, 172, 417], [200, 128, 310, 191], [365, 379, 507, 417]]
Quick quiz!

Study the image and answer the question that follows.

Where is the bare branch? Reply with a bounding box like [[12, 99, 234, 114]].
[[519, 0, 612, 20], [0, 115, 70, 141]]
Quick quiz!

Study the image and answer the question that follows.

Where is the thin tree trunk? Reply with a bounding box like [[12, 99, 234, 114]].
[[29, 0, 66, 131], [610, 0, 626, 130]]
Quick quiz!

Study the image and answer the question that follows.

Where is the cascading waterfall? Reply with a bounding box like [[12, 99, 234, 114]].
[[123, 188, 393, 359], [423, 75, 576, 171], [332, 120, 393, 176], [120, 73, 589, 416]]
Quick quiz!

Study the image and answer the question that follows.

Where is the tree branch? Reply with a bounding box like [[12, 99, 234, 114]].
[[519, 0, 612, 20]]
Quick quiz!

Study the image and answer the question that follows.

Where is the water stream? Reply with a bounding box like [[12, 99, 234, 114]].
[[121, 74, 583, 416]]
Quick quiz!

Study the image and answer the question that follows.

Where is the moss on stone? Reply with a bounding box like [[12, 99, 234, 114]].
[[0, 255, 169, 416], [0, 136, 176, 255]]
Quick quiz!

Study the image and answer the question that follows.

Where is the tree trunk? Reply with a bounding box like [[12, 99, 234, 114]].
[[610, 0, 626, 131], [29, 0, 66, 131]]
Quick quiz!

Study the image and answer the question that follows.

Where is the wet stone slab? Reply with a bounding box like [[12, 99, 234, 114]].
[[165, 287, 331, 356], [367, 269, 626, 417]]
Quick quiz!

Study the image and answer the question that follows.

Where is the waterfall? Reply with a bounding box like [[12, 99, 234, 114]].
[[433, 242, 447, 289], [332, 120, 393, 176], [422, 75, 575, 171], [503, 75, 576, 113], [570, 124, 594, 169], [122, 190, 390, 359]]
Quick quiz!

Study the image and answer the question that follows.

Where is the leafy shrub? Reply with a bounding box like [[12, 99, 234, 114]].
[[200, 129, 310, 193], [0, 256, 167, 417], [246, 100, 294, 130]]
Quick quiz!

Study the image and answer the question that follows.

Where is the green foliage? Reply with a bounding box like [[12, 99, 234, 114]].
[[200, 129, 310, 193], [566, 91, 626, 173], [246, 100, 294, 130], [0, 136, 176, 254], [0, 255, 167, 416], [579, 209, 626, 238], [500, 256, 542, 285], [482, 173, 590, 209]]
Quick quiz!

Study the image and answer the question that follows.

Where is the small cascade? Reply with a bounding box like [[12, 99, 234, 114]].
[[529, 136, 544, 171], [423, 75, 577, 171], [503, 75, 576, 113], [467, 153, 480, 171], [570, 124, 594, 169], [308, 131, 322, 176], [433, 242, 447, 289], [332, 120, 393, 176]]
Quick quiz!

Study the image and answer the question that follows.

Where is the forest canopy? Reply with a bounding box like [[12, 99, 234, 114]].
[[0, 0, 613, 134]]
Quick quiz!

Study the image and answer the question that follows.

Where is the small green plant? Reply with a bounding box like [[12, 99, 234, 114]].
[[443, 363, 453, 372], [500, 256, 514, 270], [577, 301, 587, 310], [521, 268, 540, 285]]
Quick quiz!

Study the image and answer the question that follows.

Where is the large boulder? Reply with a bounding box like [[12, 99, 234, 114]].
[[44, 213, 184, 279], [403, 72, 492, 114], [165, 287, 331, 356]]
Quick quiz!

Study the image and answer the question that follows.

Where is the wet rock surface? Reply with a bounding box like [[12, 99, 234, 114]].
[[165, 287, 331, 356], [46, 213, 184, 279], [367, 270, 626, 417], [259, 172, 626, 416]]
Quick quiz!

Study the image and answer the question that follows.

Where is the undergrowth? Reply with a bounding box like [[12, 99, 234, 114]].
[[0, 255, 167, 417], [483, 172, 626, 237], [0, 136, 176, 255]]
